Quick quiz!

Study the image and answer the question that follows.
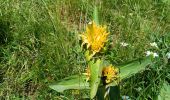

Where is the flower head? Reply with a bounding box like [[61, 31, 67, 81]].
[[120, 42, 129, 47], [122, 96, 131, 100], [166, 52, 170, 59], [102, 65, 119, 84], [150, 42, 158, 48], [83, 67, 90, 82], [146, 51, 152, 56], [145, 51, 159, 58], [81, 21, 109, 54], [153, 52, 159, 57]]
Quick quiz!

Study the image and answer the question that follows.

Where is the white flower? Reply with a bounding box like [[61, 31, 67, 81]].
[[150, 42, 158, 48], [120, 42, 129, 47], [145, 51, 159, 58], [166, 52, 170, 59], [146, 51, 152, 56], [153, 52, 159, 57], [122, 96, 130, 100]]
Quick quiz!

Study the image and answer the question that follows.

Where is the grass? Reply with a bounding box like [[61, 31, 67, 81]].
[[0, 0, 170, 99]]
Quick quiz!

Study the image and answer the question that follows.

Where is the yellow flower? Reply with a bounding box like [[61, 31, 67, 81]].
[[83, 67, 90, 82], [102, 65, 118, 84], [81, 21, 109, 54]]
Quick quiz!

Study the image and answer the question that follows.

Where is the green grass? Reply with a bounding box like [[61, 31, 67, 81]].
[[0, 0, 170, 99]]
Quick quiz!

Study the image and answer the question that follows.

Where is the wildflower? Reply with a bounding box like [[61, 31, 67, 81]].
[[122, 96, 131, 100], [146, 51, 152, 56], [150, 42, 158, 48], [102, 65, 118, 84], [153, 52, 159, 58], [145, 51, 159, 58], [166, 52, 170, 59], [83, 67, 90, 82], [80, 21, 109, 54], [120, 42, 129, 47]]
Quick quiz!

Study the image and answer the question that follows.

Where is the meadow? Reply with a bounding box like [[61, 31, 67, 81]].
[[0, 0, 170, 99]]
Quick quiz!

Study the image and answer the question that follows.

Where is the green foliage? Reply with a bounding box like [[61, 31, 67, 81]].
[[49, 75, 89, 92], [119, 57, 151, 80], [89, 59, 103, 99], [97, 86, 120, 100], [49, 57, 151, 99], [0, 0, 169, 99], [158, 81, 170, 100]]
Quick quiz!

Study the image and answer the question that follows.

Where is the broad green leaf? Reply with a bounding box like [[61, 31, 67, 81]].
[[93, 6, 99, 25], [158, 81, 170, 100], [104, 57, 151, 100], [108, 57, 151, 86], [119, 57, 151, 80], [89, 59, 103, 99], [49, 57, 151, 95], [49, 75, 89, 92]]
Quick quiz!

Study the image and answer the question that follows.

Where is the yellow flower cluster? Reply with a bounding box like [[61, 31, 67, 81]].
[[84, 65, 118, 84], [83, 67, 90, 82], [81, 21, 118, 85], [102, 65, 119, 84], [81, 21, 109, 54]]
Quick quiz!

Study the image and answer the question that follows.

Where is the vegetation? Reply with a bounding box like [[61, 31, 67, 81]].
[[0, 0, 170, 99]]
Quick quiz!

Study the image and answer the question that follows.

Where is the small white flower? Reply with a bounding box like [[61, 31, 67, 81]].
[[146, 51, 152, 56], [122, 95, 130, 100], [120, 42, 129, 47], [150, 42, 158, 48], [166, 52, 170, 59], [145, 51, 159, 58], [153, 52, 159, 58]]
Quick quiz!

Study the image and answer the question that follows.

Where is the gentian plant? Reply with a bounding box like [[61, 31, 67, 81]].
[[49, 7, 152, 100]]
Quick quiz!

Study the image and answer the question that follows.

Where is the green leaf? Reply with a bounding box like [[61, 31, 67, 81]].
[[89, 59, 103, 99], [158, 81, 170, 100], [49, 75, 89, 92], [119, 57, 151, 80], [108, 57, 152, 86], [93, 6, 99, 25], [49, 57, 151, 96]]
